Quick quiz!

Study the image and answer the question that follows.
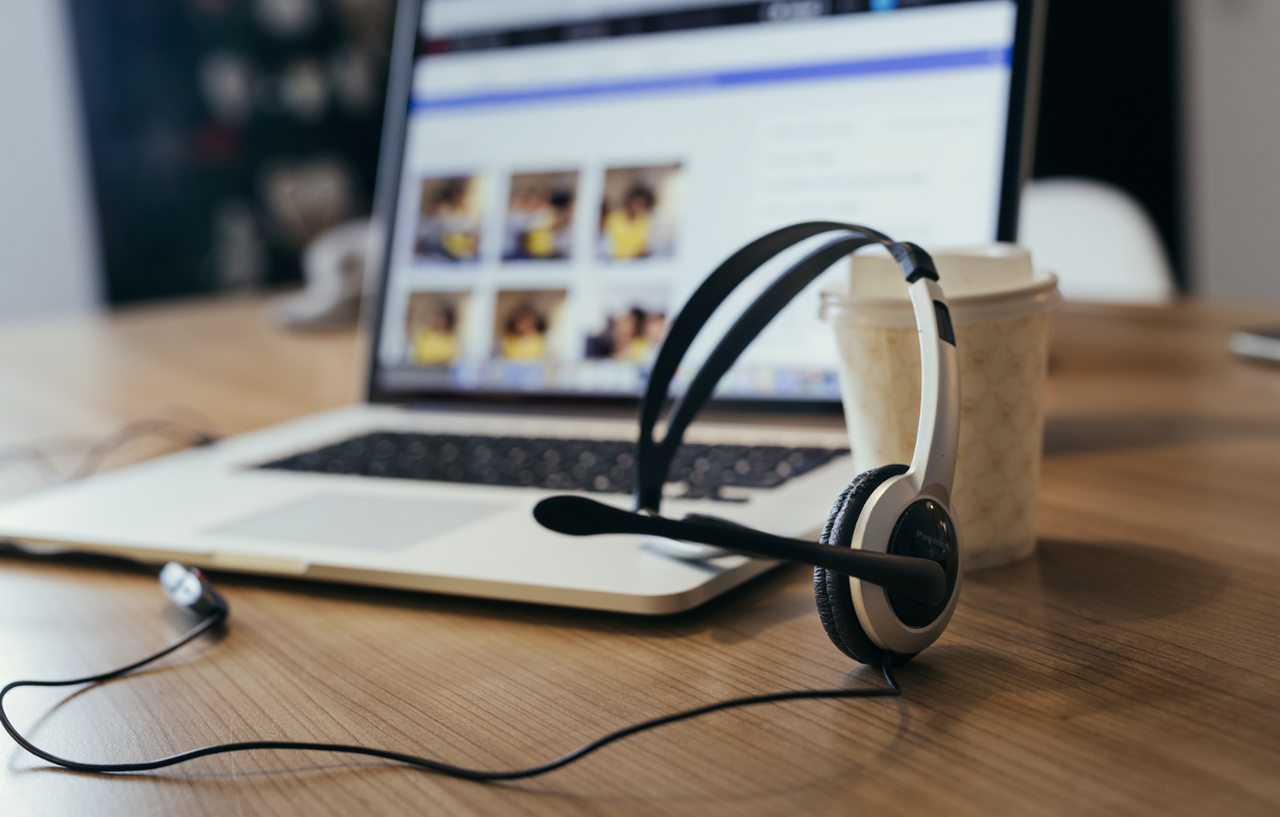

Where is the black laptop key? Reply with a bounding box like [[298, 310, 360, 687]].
[[256, 433, 846, 502]]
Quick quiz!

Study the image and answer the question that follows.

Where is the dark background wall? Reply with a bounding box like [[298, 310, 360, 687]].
[[68, 0, 394, 305], [1032, 0, 1183, 288]]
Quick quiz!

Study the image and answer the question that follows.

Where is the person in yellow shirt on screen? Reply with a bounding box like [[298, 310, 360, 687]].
[[501, 304, 548, 361], [418, 178, 480, 262], [601, 184, 656, 260], [609, 308, 652, 363], [409, 304, 459, 366], [521, 190, 574, 259], [440, 222, 479, 261]]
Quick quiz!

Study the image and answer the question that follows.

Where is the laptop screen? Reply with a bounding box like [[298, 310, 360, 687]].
[[373, 0, 1027, 404]]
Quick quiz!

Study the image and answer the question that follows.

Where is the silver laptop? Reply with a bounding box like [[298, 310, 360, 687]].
[[0, 0, 1041, 613]]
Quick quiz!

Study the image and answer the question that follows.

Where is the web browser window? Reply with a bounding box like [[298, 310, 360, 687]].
[[376, 0, 1019, 402]]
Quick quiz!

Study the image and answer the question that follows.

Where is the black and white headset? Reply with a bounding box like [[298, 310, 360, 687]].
[[2, 221, 962, 779], [536, 220, 963, 666]]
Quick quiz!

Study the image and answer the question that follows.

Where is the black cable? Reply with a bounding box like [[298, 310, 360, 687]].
[[0, 412, 220, 486], [0, 611, 899, 779], [0, 415, 223, 560], [0, 443, 64, 484], [66, 417, 220, 481]]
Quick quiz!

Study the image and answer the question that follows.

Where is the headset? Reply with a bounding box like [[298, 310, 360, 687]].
[[535, 220, 962, 666], [1, 221, 960, 778]]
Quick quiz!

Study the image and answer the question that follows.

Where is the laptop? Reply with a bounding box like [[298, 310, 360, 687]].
[[0, 0, 1042, 614]]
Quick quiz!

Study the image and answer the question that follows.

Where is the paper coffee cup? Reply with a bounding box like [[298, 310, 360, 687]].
[[820, 245, 1060, 570]]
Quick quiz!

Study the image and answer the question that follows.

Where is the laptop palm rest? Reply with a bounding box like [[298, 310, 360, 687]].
[[204, 494, 503, 552]]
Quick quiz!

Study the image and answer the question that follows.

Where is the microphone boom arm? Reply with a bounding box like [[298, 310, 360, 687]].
[[534, 496, 947, 607]]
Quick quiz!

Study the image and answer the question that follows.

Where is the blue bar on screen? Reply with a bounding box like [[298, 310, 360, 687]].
[[411, 46, 1013, 113]]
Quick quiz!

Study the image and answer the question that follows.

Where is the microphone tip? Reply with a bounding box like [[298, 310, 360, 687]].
[[533, 495, 610, 536]]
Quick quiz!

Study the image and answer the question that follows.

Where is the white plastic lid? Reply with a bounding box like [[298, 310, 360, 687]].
[[822, 243, 1061, 325]]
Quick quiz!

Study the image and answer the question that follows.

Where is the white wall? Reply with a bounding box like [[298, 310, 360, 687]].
[[0, 0, 101, 321], [1182, 0, 1280, 302]]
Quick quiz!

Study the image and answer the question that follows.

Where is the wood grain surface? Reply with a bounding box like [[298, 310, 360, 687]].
[[1, 295, 1279, 817]]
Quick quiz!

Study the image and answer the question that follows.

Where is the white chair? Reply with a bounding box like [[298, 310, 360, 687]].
[[1018, 177, 1175, 303]]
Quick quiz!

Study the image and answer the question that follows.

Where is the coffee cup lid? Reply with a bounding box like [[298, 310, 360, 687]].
[[822, 243, 1060, 325]]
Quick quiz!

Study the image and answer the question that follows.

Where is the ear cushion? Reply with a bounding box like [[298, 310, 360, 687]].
[[813, 463, 910, 666]]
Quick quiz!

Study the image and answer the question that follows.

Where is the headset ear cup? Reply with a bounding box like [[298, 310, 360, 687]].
[[813, 463, 912, 666]]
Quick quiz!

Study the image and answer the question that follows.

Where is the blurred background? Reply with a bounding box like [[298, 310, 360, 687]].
[[1, 0, 1277, 322]]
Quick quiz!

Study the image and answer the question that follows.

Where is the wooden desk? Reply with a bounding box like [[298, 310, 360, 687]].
[[1, 296, 1279, 816]]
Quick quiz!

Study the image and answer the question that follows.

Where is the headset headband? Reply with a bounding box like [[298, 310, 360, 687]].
[[633, 221, 957, 513]]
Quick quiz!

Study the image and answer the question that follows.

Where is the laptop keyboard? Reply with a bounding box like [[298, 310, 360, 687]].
[[256, 432, 847, 502]]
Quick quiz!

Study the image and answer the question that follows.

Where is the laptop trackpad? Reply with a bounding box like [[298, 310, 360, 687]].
[[205, 493, 503, 551]]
